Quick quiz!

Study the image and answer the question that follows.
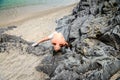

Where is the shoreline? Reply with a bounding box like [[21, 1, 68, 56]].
[[0, 2, 78, 80], [0, 3, 77, 27], [5, 3, 77, 42]]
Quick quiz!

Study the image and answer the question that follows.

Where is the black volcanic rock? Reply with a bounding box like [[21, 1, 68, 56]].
[[0, 26, 51, 56], [0, 0, 120, 80], [36, 0, 120, 80]]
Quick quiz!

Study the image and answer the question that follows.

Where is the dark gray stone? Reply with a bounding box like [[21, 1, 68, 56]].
[[51, 70, 79, 80], [0, 0, 120, 80], [37, 0, 120, 80]]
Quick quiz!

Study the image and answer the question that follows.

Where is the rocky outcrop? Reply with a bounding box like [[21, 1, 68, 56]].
[[0, 0, 120, 80], [36, 0, 120, 80], [0, 26, 51, 55], [0, 27, 49, 80]]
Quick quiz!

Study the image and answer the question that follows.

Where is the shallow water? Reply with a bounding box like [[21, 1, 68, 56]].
[[0, 0, 79, 10], [0, 0, 78, 26]]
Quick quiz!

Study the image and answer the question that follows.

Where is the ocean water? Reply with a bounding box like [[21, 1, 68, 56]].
[[0, 0, 79, 10], [0, 0, 79, 26]]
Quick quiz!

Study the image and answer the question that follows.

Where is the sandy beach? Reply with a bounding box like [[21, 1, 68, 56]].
[[0, 0, 120, 80], [3, 3, 77, 42], [0, 3, 77, 80]]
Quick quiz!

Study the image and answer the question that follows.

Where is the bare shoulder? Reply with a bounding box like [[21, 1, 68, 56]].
[[48, 31, 57, 39]]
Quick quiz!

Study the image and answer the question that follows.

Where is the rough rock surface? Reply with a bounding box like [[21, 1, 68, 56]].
[[36, 0, 120, 80], [0, 27, 49, 80], [0, 0, 120, 80]]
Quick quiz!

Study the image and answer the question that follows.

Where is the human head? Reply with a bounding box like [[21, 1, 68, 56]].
[[52, 42, 61, 51]]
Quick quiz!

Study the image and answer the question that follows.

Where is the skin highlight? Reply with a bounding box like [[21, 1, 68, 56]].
[[35, 32, 68, 51]]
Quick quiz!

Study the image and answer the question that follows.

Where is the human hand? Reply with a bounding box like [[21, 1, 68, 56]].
[[32, 43, 38, 47]]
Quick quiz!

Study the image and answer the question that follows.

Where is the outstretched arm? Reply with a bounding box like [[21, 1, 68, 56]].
[[32, 36, 50, 47], [32, 31, 57, 47], [37, 36, 50, 44]]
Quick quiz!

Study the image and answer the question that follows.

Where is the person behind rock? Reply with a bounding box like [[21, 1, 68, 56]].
[[32, 31, 68, 52], [32, 24, 71, 52]]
